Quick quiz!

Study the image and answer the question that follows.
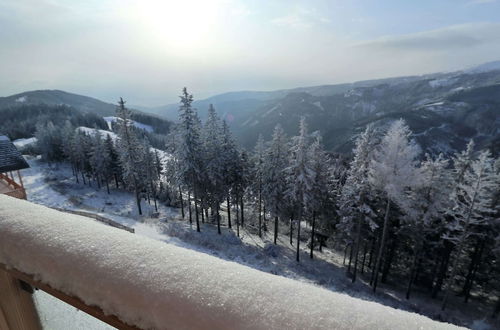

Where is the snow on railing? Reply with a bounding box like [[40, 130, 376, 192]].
[[0, 195, 462, 330]]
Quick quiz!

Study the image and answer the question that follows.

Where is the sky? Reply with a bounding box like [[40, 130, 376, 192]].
[[1, 0, 500, 106]]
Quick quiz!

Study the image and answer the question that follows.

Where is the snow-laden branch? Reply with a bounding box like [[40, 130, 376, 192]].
[[0, 195, 461, 330]]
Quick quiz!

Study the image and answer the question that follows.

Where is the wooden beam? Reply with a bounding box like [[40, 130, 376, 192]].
[[0, 268, 42, 330], [0, 264, 140, 330]]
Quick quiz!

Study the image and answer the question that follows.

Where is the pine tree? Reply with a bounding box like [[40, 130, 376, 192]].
[[220, 120, 239, 229], [202, 104, 225, 233], [251, 134, 266, 238], [441, 150, 499, 310], [286, 118, 315, 262], [262, 125, 289, 244], [404, 153, 451, 299], [338, 125, 378, 281], [89, 130, 112, 193], [308, 134, 330, 259], [115, 97, 145, 215], [176, 88, 203, 231], [368, 119, 421, 292]]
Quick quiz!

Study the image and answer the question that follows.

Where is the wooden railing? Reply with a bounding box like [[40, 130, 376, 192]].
[[0, 173, 26, 200]]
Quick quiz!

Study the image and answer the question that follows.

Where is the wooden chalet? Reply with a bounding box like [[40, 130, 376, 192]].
[[0, 135, 29, 200]]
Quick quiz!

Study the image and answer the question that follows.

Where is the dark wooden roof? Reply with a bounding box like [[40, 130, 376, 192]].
[[0, 135, 30, 173]]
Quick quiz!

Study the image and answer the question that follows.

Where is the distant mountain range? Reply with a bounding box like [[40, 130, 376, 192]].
[[1, 61, 499, 155], [0, 89, 117, 116]]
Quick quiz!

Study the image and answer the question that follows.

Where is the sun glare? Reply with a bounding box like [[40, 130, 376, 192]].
[[136, 0, 219, 51]]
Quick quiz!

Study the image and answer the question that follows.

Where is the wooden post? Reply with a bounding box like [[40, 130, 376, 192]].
[[16, 171, 26, 200], [0, 268, 42, 330]]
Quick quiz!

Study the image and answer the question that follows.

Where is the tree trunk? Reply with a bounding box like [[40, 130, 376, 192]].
[[236, 202, 240, 238], [373, 198, 391, 292], [240, 197, 244, 226], [406, 247, 422, 300], [226, 195, 232, 229], [463, 239, 485, 303], [296, 218, 301, 262], [274, 216, 278, 245], [106, 180, 110, 195], [310, 211, 316, 259], [432, 244, 452, 298], [361, 241, 368, 274], [179, 186, 185, 219], [114, 174, 119, 188], [258, 188, 262, 238], [289, 217, 294, 245], [135, 190, 142, 215], [442, 177, 481, 310], [216, 205, 221, 235], [352, 212, 363, 283], [263, 206, 267, 232], [194, 193, 200, 232], [343, 244, 349, 266], [96, 174, 101, 189], [81, 172, 86, 185], [493, 296, 500, 318], [187, 191, 192, 224], [381, 237, 397, 284], [348, 241, 354, 274], [368, 237, 376, 269]]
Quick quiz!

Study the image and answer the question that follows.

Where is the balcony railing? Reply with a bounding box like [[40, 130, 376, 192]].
[[0, 195, 461, 330]]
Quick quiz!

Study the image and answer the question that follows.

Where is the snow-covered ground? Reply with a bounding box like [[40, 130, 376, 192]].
[[103, 116, 153, 132], [18, 157, 499, 329], [13, 137, 37, 148]]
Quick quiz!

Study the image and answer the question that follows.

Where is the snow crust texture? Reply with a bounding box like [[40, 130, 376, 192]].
[[0, 195, 462, 330]]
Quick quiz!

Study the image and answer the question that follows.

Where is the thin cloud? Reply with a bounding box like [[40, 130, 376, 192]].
[[271, 7, 330, 30], [353, 23, 500, 52], [466, 0, 497, 5]]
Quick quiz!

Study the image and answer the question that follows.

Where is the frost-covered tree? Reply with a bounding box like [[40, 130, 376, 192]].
[[220, 120, 239, 229], [251, 134, 266, 238], [35, 121, 63, 163], [368, 119, 421, 292], [89, 130, 112, 193], [307, 134, 330, 259], [202, 104, 225, 233], [262, 124, 289, 244], [176, 88, 203, 231], [441, 150, 499, 310], [60, 121, 79, 181], [115, 97, 146, 215], [104, 134, 121, 189], [286, 118, 315, 262], [404, 153, 451, 299], [338, 125, 378, 281]]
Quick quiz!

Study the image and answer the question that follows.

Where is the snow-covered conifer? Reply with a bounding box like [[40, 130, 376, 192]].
[[368, 119, 421, 291]]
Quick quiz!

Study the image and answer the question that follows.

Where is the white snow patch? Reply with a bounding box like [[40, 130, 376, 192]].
[[103, 116, 153, 132], [429, 77, 458, 88], [262, 104, 280, 117], [15, 95, 27, 103], [0, 195, 462, 330], [313, 101, 324, 111], [13, 137, 37, 148], [77, 127, 118, 141]]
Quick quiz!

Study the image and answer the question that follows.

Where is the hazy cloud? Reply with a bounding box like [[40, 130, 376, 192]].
[[354, 23, 500, 52], [271, 7, 330, 30]]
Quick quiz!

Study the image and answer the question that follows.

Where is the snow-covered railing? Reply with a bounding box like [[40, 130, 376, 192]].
[[0, 195, 461, 330]]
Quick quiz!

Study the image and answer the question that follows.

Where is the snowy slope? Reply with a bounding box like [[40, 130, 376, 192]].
[[0, 195, 462, 330], [103, 116, 153, 132]]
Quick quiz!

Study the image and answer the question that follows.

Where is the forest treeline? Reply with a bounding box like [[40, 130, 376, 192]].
[[33, 88, 500, 317]]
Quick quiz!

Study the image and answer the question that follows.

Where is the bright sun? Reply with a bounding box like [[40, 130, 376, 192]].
[[136, 0, 219, 51]]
